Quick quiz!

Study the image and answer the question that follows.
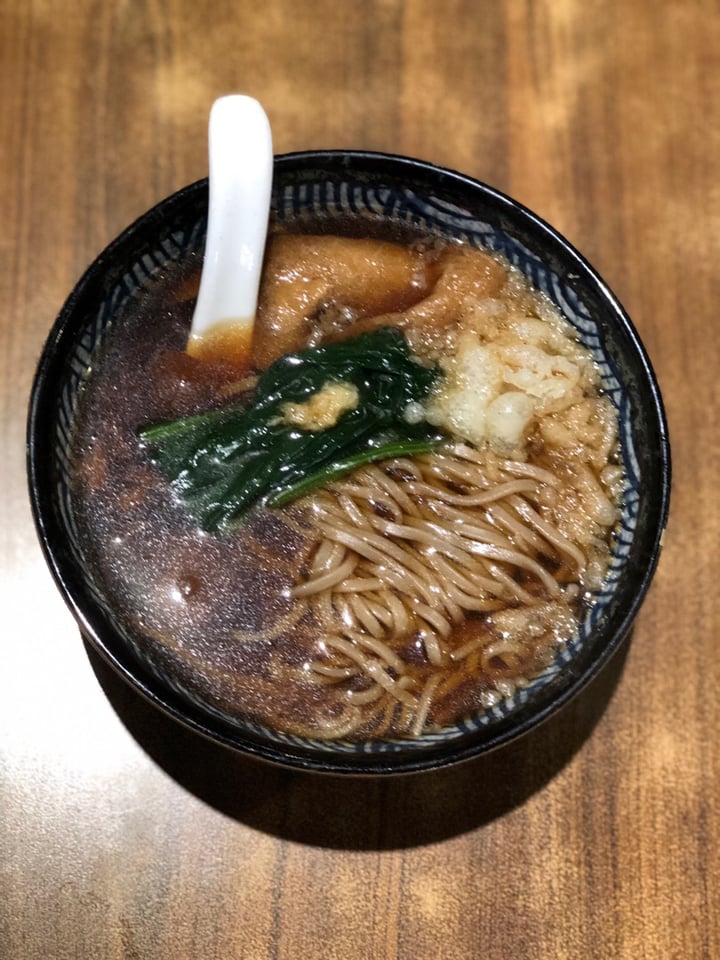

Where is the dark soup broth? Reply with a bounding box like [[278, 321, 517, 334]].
[[70, 229, 624, 741]]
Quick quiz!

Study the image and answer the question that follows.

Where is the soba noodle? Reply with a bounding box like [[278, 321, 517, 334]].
[[279, 441, 602, 738]]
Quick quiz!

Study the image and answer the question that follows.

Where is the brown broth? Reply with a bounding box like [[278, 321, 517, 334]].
[[70, 234, 618, 741]]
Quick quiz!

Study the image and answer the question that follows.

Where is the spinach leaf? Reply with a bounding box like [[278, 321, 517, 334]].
[[140, 327, 445, 532]]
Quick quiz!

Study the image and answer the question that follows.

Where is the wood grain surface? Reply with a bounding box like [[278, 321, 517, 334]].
[[1, 2, 717, 958]]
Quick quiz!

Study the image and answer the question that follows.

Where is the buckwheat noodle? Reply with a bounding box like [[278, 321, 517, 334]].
[[287, 441, 599, 738]]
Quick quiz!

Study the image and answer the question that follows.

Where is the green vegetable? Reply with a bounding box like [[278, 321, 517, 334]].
[[140, 327, 446, 532]]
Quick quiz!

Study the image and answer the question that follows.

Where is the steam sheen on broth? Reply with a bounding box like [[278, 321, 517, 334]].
[[71, 229, 623, 741]]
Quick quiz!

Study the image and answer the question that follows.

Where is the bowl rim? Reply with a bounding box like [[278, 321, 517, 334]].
[[27, 149, 671, 775]]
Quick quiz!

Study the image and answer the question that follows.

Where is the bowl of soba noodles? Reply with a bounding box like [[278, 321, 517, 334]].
[[28, 151, 670, 774]]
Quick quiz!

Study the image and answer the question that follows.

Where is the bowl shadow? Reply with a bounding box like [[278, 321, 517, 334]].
[[86, 634, 630, 851]]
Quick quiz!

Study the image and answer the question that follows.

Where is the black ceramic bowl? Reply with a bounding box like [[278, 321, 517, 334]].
[[28, 151, 670, 774]]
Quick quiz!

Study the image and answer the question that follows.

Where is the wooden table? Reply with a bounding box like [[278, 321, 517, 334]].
[[2, 2, 717, 957]]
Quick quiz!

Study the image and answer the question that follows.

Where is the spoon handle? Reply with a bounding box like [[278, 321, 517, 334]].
[[188, 95, 273, 350]]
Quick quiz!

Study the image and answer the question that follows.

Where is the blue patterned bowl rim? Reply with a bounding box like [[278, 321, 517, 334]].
[[27, 151, 671, 774]]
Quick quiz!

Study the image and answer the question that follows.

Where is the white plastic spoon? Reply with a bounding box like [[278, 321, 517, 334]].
[[187, 95, 273, 362]]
